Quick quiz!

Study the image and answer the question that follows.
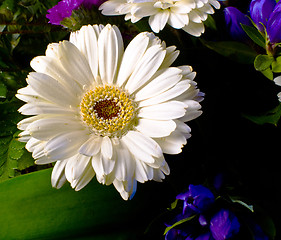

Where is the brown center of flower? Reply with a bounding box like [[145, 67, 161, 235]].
[[80, 85, 137, 137]]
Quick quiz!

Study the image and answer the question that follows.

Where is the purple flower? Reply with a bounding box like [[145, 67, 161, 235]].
[[267, 0, 281, 44], [176, 185, 215, 216], [224, 7, 252, 41], [250, 0, 276, 32], [210, 209, 240, 240], [46, 0, 104, 25]]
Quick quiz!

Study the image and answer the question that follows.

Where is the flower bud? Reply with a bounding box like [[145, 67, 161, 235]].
[[224, 7, 252, 41]]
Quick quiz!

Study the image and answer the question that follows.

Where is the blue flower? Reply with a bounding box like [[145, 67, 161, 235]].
[[267, 1, 281, 44], [210, 209, 240, 240], [250, 0, 276, 32], [224, 7, 252, 41], [176, 184, 215, 216]]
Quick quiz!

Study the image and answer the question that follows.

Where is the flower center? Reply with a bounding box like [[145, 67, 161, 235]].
[[80, 85, 137, 137]]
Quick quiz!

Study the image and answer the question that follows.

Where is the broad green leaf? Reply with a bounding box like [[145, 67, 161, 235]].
[[243, 103, 281, 125], [272, 56, 281, 73], [0, 168, 159, 239], [261, 67, 274, 80], [163, 215, 196, 235], [241, 24, 265, 48], [200, 40, 257, 64], [254, 54, 274, 71]]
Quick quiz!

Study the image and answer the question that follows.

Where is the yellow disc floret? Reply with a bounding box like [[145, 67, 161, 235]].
[[80, 85, 137, 137]]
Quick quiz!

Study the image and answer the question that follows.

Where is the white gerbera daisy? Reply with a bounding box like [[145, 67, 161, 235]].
[[17, 24, 203, 200], [99, 0, 220, 36]]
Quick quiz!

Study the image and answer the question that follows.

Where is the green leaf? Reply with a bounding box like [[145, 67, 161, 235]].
[[0, 168, 158, 239], [241, 24, 265, 48], [167, 199, 179, 211], [200, 40, 257, 64], [0, 131, 28, 182], [163, 215, 196, 235], [0, 82, 7, 98], [230, 197, 254, 212], [254, 54, 274, 80], [243, 103, 281, 126], [0, 98, 23, 137], [204, 15, 217, 31], [254, 54, 274, 71], [272, 56, 281, 73]]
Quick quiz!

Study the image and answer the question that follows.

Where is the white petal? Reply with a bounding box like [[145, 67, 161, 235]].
[[101, 136, 113, 159], [274, 76, 281, 86], [180, 109, 202, 122], [135, 119, 176, 138], [133, 3, 158, 17], [51, 160, 67, 189], [114, 140, 135, 181], [18, 115, 41, 130], [26, 72, 78, 107], [113, 179, 137, 200], [155, 130, 187, 154], [98, 24, 124, 84], [65, 153, 91, 183], [99, 0, 127, 15], [125, 45, 166, 93], [209, 0, 220, 9], [168, 12, 189, 29], [148, 11, 170, 33], [138, 101, 186, 120], [91, 153, 105, 182], [135, 67, 182, 101], [122, 131, 162, 161], [135, 159, 152, 182], [171, 0, 195, 13], [182, 21, 205, 37], [74, 163, 95, 191], [35, 155, 56, 165], [45, 43, 59, 58], [159, 46, 180, 69], [70, 25, 103, 79], [45, 130, 89, 160], [116, 32, 149, 86], [27, 117, 84, 141], [101, 152, 115, 175], [79, 135, 102, 157], [18, 102, 75, 115], [139, 80, 191, 107], [58, 41, 94, 87], [30, 56, 83, 96]]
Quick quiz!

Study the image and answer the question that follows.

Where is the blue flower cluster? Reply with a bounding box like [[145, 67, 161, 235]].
[[224, 0, 281, 45], [165, 184, 269, 240]]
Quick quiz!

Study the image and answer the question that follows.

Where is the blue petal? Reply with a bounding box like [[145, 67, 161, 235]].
[[224, 7, 252, 41], [210, 209, 240, 240], [267, 1, 281, 43], [250, 0, 276, 32]]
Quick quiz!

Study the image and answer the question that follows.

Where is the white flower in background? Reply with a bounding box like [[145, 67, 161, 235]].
[[17, 24, 203, 200], [274, 76, 281, 101], [99, 0, 220, 36]]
